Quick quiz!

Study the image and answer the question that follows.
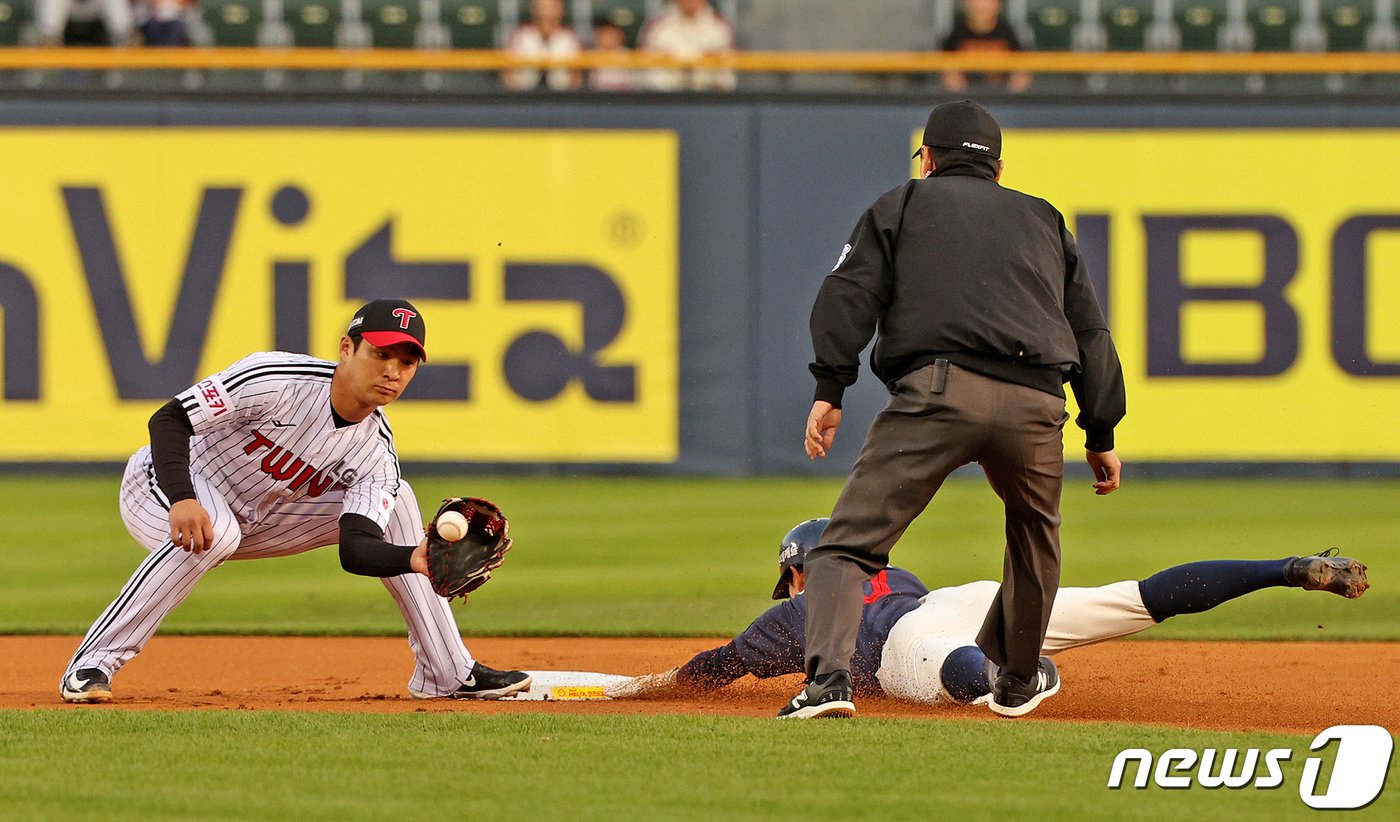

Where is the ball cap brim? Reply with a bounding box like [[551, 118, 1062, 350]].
[[913, 100, 1002, 159], [772, 566, 796, 600], [348, 299, 428, 361], [360, 331, 427, 361]]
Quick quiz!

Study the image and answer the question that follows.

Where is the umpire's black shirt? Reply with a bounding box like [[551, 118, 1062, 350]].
[[809, 158, 1126, 451]]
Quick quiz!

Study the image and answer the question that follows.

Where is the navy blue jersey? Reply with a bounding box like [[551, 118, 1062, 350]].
[[677, 567, 929, 694]]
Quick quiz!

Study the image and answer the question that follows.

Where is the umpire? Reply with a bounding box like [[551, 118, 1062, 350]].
[[779, 101, 1125, 720]]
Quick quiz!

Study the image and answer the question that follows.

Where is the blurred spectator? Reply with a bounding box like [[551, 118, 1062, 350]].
[[640, 0, 735, 92], [503, 0, 583, 91], [36, 0, 135, 45], [940, 0, 1030, 93], [133, 0, 192, 46], [588, 17, 638, 91]]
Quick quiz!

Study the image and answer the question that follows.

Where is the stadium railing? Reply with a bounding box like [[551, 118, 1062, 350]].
[[6, 46, 1400, 72]]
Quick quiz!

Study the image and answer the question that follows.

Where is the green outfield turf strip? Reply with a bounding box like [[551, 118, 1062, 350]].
[[0, 710, 1387, 821], [0, 475, 1394, 639]]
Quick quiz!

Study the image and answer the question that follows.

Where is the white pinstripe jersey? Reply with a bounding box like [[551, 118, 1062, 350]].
[[165, 352, 401, 530]]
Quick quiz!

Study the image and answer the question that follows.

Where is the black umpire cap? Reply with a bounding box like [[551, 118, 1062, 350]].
[[913, 100, 1002, 160], [347, 299, 428, 361]]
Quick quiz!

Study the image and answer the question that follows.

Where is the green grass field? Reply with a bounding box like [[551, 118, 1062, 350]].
[[1, 711, 1386, 821], [2, 474, 1396, 820], [1, 475, 1395, 639]]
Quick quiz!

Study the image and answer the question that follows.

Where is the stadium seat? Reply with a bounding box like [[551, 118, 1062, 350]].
[[284, 0, 343, 46], [1102, 0, 1156, 48], [0, 0, 33, 46], [1324, 0, 1372, 50], [593, 0, 650, 47], [361, 0, 421, 46], [1248, 0, 1303, 50], [1175, 0, 1229, 49], [283, 0, 373, 91], [199, 0, 266, 46], [1025, 0, 1081, 48], [439, 0, 500, 47]]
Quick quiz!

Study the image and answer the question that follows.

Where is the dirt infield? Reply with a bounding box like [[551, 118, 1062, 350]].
[[9, 636, 1396, 734]]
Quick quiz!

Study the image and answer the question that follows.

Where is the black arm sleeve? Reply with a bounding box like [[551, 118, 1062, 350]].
[[676, 641, 752, 691], [338, 513, 416, 577], [149, 398, 197, 504]]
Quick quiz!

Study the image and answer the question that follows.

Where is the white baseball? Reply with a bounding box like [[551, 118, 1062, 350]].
[[436, 511, 468, 542]]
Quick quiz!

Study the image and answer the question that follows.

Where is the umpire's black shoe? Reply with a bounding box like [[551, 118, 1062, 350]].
[[411, 663, 532, 700], [777, 670, 856, 720], [989, 656, 1060, 718]]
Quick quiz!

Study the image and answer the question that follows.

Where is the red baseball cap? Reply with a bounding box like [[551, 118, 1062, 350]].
[[347, 299, 427, 361]]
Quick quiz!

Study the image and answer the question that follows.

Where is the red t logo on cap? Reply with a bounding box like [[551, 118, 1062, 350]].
[[392, 308, 417, 330]]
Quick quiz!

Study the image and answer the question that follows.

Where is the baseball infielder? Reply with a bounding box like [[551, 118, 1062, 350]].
[[60, 299, 531, 703], [606, 518, 1369, 707]]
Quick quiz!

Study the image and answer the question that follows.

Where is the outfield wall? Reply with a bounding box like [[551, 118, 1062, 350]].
[[1, 96, 1398, 474]]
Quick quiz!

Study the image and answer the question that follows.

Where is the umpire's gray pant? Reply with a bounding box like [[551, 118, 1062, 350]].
[[804, 362, 1067, 682]]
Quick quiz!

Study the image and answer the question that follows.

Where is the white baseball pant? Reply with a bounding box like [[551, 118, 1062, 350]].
[[64, 452, 475, 697], [875, 579, 1157, 704]]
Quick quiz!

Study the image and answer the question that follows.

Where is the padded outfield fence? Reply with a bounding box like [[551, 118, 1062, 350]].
[[1, 94, 1399, 474]]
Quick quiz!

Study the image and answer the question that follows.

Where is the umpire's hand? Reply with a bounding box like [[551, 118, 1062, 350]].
[[1086, 449, 1122, 495], [805, 401, 843, 459]]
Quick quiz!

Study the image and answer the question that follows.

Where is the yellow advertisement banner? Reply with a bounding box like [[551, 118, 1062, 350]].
[[1008, 130, 1400, 459], [926, 130, 1400, 461], [0, 128, 678, 461]]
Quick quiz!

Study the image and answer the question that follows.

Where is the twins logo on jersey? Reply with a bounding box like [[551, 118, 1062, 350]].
[[242, 430, 342, 497]]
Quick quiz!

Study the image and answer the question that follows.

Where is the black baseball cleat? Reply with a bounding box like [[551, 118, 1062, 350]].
[[60, 668, 113, 704], [989, 656, 1060, 718], [1285, 548, 1369, 599], [777, 670, 856, 720], [411, 663, 532, 700]]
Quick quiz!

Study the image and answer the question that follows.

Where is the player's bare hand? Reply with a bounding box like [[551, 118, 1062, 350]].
[[1086, 449, 1122, 495], [168, 499, 214, 552], [805, 401, 842, 460], [409, 536, 429, 576]]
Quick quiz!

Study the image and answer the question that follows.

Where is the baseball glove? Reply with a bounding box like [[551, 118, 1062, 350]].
[[424, 497, 513, 601]]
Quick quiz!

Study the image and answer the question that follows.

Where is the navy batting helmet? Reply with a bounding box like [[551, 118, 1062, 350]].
[[772, 518, 829, 600]]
